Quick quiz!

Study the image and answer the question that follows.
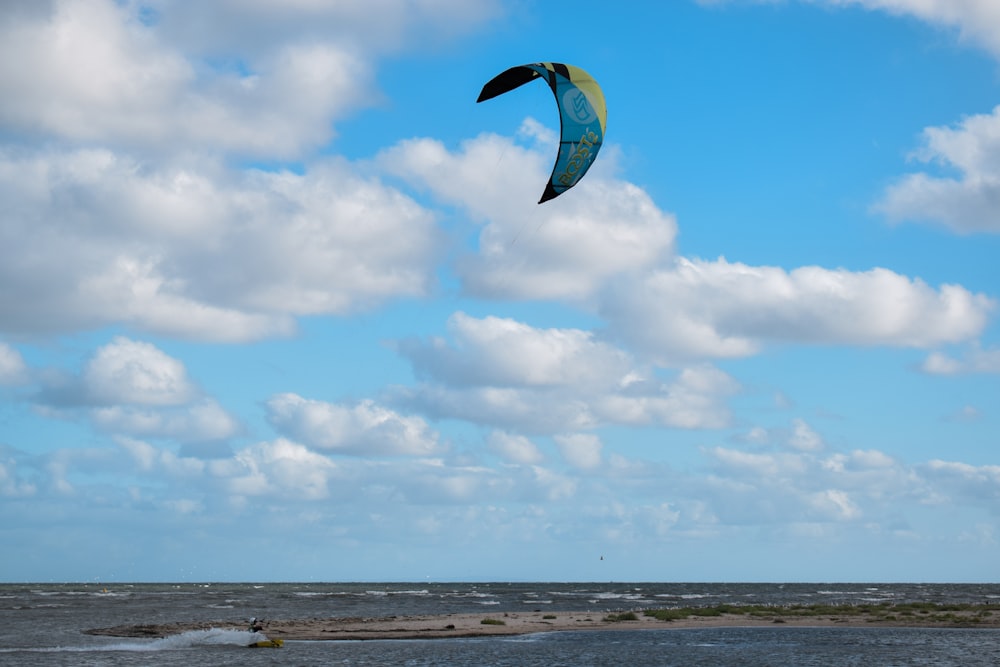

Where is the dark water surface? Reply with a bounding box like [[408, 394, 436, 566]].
[[2, 582, 998, 666]]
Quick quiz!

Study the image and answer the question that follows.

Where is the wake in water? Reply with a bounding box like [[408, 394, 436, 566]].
[[109, 628, 271, 651], [4, 628, 270, 653]]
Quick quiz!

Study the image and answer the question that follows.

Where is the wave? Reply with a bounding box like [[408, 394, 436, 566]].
[[0, 629, 270, 653]]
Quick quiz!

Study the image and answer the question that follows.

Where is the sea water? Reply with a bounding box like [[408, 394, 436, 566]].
[[1, 582, 999, 666]]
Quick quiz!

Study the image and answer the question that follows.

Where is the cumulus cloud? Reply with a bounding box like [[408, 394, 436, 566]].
[[922, 459, 1000, 507], [554, 433, 603, 469], [98, 429, 570, 515], [82, 337, 195, 406], [796, 0, 1000, 234], [593, 365, 739, 429], [220, 438, 339, 500], [601, 257, 994, 362], [0, 0, 450, 343], [0, 0, 368, 157], [702, 442, 924, 525], [118, 436, 206, 477], [0, 150, 439, 341], [921, 344, 1000, 374], [0, 343, 28, 386], [266, 393, 442, 457], [488, 431, 544, 465], [701, 2, 1000, 236], [0, 0, 501, 158], [400, 312, 634, 389], [395, 313, 738, 434], [0, 454, 36, 498], [701, 1, 1000, 58], [815, 0, 1000, 59], [734, 420, 829, 451], [152, 0, 504, 58], [30, 337, 244, 446], [789, 419, 824, 452], [118, 435, 342, 502], [92, 398, 240, 443], [876, 106, 1000, 234], [379, 124, 677, 301], [6, 406, 999, 546]]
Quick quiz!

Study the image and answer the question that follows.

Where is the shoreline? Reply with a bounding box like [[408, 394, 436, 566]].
[[86, 608, 1000, 641]]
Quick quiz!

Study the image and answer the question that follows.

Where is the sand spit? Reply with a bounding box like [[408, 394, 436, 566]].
[[86, 607, 1000, 641]]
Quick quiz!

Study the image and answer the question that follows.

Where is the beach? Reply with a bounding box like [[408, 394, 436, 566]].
[[8, 583, 1000, 666], [85, 606, 1000, 641]]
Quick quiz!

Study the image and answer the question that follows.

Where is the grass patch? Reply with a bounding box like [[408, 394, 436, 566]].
[[604, 612, 639, 622], [642, 602, 998, 625], [480, 618, 506, 626]]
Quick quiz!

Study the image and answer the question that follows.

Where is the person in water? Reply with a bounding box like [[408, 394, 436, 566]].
[[249, 617, 263, 633]]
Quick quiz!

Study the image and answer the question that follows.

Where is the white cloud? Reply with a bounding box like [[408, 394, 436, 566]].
[[0, 0, 451, 343], [554, 433, 603, 470], [379, 126, 677, 301], [946, 405, 982, 422], [92, 399, 240, 442], [152, 0, 504, 58], [0, 343, 28, 385], [808, 488, 861, 521], [789, 418, 824, 452], [822, 449, 897, 473], [117, 434, 499, 508], [921, 344, 1000, 374], [815, 0, 1000, 59], [27, 337, 243, 446], [204, 438, 338, 501], [400, 383, 600, 434], [602, 257, 994, 362], [702, 443, 927, 526], [400, 312, 634, 389], [0, 150, 438, 341], [876, 105, 1000, 234], [0, 0, 500, 158], [709, 447, 809, 480], [701, 3, 1000, 236], [488, 431, 544, 465], [593, 365, 739, 429], [0, 0, 361, 157], [702, 1, 1000, 58], [735, 420, 831, 451], [266, 393, 442, 457], [118, 436, 206, 477], [396, 314, 738, 434], [0, 456, 36, 498], [83, 337, 195, 406], [922, 459, 1000, 505]]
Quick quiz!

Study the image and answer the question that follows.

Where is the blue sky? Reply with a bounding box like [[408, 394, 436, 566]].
[[1, 0, 998, 583]]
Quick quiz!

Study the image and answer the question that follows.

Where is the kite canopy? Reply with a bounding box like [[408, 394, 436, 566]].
[[477, 62, 607, 203]]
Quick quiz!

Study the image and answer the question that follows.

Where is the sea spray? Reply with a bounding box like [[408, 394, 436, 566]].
[[88, 628, 267, 652]]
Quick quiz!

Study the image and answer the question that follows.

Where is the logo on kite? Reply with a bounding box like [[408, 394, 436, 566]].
[[477, 62, 607, 204], [563, 89, 597, 125]]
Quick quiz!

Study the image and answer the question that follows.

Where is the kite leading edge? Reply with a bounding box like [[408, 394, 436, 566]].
[[477, 62, 607, 204]]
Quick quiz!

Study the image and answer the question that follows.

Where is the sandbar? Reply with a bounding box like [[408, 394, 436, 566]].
[[86, 608, 1000, 641]]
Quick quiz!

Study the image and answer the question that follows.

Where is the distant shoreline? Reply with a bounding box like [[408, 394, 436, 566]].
[[86, 604, 1000, 641]]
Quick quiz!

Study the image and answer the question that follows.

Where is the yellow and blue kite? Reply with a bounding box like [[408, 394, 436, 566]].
[[478, 62, 607, 203]]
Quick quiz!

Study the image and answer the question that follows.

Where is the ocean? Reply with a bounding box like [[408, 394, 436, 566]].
[[2, 582, 999, 666]]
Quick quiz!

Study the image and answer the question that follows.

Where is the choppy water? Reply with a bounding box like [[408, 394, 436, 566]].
[[1, 582, 999, 666]]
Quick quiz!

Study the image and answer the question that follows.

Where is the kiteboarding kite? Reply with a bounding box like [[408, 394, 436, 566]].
[[477, 62, 607, 203]]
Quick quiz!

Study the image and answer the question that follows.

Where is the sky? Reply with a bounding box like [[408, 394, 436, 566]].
[[0, 0, 998, 583]]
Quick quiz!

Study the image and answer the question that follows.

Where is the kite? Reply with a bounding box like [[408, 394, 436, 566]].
[[477, 62, 607, 203]]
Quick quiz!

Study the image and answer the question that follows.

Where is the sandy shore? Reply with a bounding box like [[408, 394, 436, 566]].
[[86, 608, 1000, 641]]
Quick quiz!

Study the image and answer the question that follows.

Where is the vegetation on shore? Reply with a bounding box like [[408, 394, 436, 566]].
[[600, 602, 1000, 625]]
